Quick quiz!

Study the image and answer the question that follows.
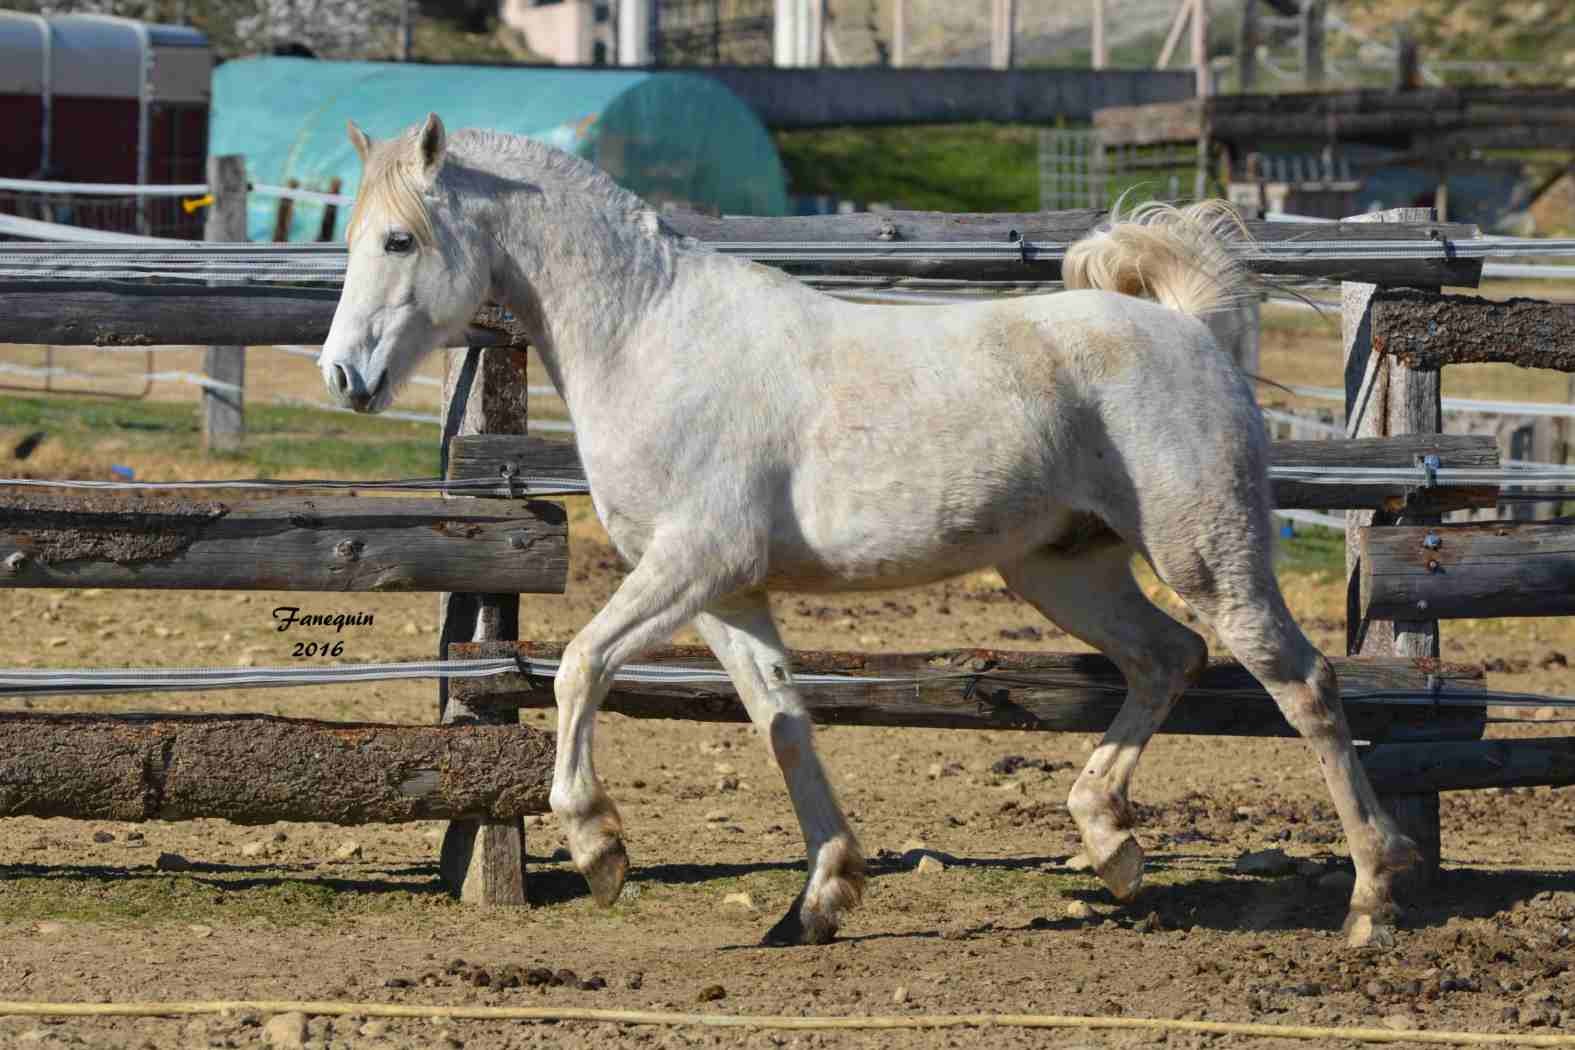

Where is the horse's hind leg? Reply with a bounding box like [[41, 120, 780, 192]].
[[999, 542, 1208, 902], [694, 596, 863, 946], [1143, 526, 1418, 947]]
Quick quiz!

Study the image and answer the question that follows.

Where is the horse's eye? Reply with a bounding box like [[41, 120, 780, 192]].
[[383, 232, 414, 254]]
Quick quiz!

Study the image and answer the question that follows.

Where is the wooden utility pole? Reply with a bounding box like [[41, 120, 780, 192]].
[[892, 0, 906, 67], [991, 0, 1015, 69], [437, 346, 532, 906], [1091, 0, 1107, 69], [1235, 0, 1258, 91], [1191, 0, 1210, 96], [1342, 206, 1447, 890], [202, 155, 246, 455], [1301, 0, 1325, 88]]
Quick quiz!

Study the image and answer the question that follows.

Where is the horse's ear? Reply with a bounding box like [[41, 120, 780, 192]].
[[416, 112, 446, 180], [346, 120, 372, 164]]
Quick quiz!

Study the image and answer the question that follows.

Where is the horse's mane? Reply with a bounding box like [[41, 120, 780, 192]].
[[347, 125, 652, 248]]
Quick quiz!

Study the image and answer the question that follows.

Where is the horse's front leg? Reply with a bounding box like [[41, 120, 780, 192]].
[[551, 544, 735, 905], [694, 596, 864, 945]]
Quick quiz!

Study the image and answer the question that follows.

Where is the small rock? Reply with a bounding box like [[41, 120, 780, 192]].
[[713, 763, 737, 776], [580, 975, 607, 991], [188, 924, 214, 939], [1066, 900, 1096, 921], [717, 775, 740, 793], [893, 986, 909, 1004], [92, 830, 115, 844], [155, 852, 191, 872], [1317, 870, 1356, 894], [262, 1011, 308, 1049], [333, 841, 362, 861], [703, 810, 731, 823], [916, 855, 945, 875], [1234, 848, 1296, 877], [358, 1020, 389, 1038], [45, 636, 68, 648], [35, 921, 64, 936], [926, 762, 944, 779], [625, 973, 644, 990], [697, 984, 727, 1003], [1379, 1013, 1417, 1032], [402, 622, 420, 636], [384, 977, 412, 989], [1063, 853, 1094, 872], [271, 830, 289, 844], [1134, 911, 1162, 934], [240, 840, 270, 859]]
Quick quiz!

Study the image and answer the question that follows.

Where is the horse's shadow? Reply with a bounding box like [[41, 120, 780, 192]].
[[5, 853, 1569, 942]]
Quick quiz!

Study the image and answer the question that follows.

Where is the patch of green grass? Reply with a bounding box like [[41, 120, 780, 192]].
[[1276, 525, 1345, 580], [775, 124, 1043, 213], [0, 395, 439, 478], [0, 872, 457, 927]]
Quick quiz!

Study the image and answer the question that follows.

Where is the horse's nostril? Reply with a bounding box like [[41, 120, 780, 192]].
[[331, 364, 352, 396]]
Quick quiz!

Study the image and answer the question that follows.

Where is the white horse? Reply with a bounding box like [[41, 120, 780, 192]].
[[321, 114, 1416, 948]]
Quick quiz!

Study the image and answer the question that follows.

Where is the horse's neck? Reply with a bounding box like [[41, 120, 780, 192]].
[[492, 197, 679, 405]]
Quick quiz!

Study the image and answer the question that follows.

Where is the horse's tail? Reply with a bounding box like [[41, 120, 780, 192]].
[[1063, 198, 1253, 319]]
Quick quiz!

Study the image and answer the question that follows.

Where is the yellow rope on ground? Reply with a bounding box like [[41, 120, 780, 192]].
[[0, 1000, 1572, 1046]]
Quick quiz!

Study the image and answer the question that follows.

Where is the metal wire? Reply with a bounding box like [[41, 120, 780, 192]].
[[0, 475, 590, 496], [7, 235, 1575, 287], [3, 654, 1572, 712]]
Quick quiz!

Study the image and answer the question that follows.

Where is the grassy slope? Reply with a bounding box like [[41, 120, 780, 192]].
[[774, 123, 1044, 213]]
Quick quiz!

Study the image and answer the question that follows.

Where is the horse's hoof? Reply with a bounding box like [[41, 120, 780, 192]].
[[580, 838, 628, 907], [760, 898, 837, 947], [1095, 835, 1145, 901], [1344, 911, 1397, 949]]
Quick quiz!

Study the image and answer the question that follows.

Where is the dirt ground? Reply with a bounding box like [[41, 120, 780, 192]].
[[3, 306, 1575, 1049]]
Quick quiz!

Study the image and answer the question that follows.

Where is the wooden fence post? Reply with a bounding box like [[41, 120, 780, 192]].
[[202, 155, 246, 455], [1342, 206, 1449, 889], [437, 345, 532, 906]]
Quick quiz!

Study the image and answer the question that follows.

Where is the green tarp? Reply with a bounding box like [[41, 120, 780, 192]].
[[210, 57, 788, 241]]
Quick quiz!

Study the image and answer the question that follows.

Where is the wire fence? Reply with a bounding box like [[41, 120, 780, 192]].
[[3, 652, 1572, 714]]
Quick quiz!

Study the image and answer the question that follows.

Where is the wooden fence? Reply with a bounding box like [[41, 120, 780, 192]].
[[2, 203, 1573, 904]]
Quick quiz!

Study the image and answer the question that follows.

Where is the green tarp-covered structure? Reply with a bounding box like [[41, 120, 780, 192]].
[[210, 57, 788, 242]]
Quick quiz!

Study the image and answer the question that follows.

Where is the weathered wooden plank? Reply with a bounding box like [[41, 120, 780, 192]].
[[1362, 522, 1575, 621], [437, 345, 531, 908], [1372, 291, 1575, 373], [1362, 737, 1575, 794], [0, 493, 567, 593], [451, 642, 1486, 743], [664, 209, 1471, 246], [446, 434, 584, 487], [446, 432, 1499, 512], [0, 713, 552, 823], [1270, 435, 1498, 513], [0, 283, 527, 351]]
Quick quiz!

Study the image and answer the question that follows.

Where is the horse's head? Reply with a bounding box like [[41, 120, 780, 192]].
[[321, 113, 490, 412]]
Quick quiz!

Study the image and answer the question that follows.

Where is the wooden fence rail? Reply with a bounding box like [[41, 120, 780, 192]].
[[1372, 291, 1575, 373], [0, 493, 567, 593], [0, 713, 552, 824], [444, 433, 1503, 515], [1361, 521, 1575, 620]]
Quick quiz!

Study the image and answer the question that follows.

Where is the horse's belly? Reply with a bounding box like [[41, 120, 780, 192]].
[[768, 480, 1079, 592]]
